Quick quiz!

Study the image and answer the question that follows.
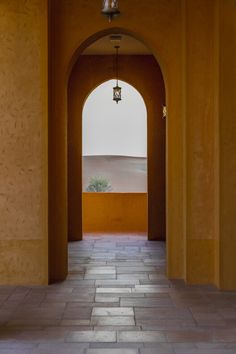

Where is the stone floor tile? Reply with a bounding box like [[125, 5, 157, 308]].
[[95, 280, 140, 286], [96, 288, 132, 294], [37, 342, 89, 350], [86, 349, 138, 354], [61, 320, 91, 326], [116, 267, 156, 273], [85, 267, 116, 275], [166, 330, 212, 343], [132, 286, 171, 294], [213, 329, 236, 342], [117, 274, 149, 281], [137, 319, 196, 330], [140, 348, 174, 354], [134, 308, 193, 320], [95, 295, 120, 303], [117, 330, 166, 342], [121, 298, 174, 307], [6, 319, 60, 326], [0, 234, 236, 351], [174, 351, 236, 354], [88, 342, 143, 349], [67, 331, 116, 342], [92, 307, 134, 316], [93, 326, 141, 331], [91, 316, 135, 326], [85, 274, 116, 280], [0, 350, 32, 354], [32, 349, 85, 354]]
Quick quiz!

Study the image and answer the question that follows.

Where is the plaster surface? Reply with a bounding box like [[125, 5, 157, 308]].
[[0, 0, 235, 289], [219, 0, 236, 290], [0, 0, 48, 284], [82, 193, 148, 233], [184, 0, 219, 284]]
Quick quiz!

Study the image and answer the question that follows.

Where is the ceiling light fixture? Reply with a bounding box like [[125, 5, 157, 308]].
[[113, 45, 122, 104], [102, 0, 120, 22]]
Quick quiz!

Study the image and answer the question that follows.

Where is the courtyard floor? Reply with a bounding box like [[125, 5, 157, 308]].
[[0, 234, 236, 353]]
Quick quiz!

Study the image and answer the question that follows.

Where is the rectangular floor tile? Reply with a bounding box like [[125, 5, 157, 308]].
[[86, 350, 138, 354], [92, 308, 134, 316], [117, 331, 166, 343], [67, 331, 116, 342], [121, 298, 173, 308], [1, 235, 236, 352], [91, 316, 135, 326], [96, 288, 132, 294]]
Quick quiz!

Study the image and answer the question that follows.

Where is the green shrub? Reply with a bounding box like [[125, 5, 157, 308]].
[[86, 176, 112, 192]]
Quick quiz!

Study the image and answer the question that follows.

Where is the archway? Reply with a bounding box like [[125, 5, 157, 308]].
[[49, 27, 180, 284], [82, 79, 148, 235], [67, 35, 166, 243]]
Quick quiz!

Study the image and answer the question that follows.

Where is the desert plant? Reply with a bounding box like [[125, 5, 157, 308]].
[[86, 176, 112, 192]]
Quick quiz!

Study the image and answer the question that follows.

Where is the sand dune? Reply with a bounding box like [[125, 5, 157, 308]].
[[83, 155, 147, 192]]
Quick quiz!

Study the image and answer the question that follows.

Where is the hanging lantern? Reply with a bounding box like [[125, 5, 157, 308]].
[[102, 0, 120, 22], [113, 84, 122, 104], [113, 45, 122, 104]]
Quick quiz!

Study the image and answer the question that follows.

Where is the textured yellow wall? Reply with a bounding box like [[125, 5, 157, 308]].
[[1, 0, 235, 289], [184, 0, 219, 284], [0, 1, 48, 284], [83, 193, 148, 233], [219, 0, 236, 290]]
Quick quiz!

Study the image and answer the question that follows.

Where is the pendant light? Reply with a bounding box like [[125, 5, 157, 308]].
[[101, 0, 120, 22], [113, 45, 122, 104]]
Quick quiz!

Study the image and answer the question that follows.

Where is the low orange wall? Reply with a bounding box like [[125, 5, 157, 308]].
[[82, 193, 148, 233]]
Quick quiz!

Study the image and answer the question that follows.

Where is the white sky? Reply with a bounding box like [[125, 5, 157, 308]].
[[82, 80, 147, 157]]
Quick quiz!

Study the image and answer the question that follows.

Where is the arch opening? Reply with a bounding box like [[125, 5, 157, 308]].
[[82, 79, 148, 235], [82, 79, 147, 159], [68, 32, 166, 243], [49, 28, 167, 282]]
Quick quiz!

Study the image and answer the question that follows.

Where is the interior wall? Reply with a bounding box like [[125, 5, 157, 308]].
[[83, 193, 148, 233], [219, 0, 236, 290], [0, 0, 234, 289], [184, 0, 219, 284], [68, 55, 165, 243], [0, 0, 48, 284], [49, 0, 185, 282]]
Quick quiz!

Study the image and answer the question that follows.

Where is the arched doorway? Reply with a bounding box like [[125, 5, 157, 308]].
[[82, 79, 148, 235], [67, 35, 166, 246], [49, 29, 173, 283]]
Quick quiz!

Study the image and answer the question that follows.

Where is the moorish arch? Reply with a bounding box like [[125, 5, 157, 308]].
[[49, 26, 184, 284], [68, 53, 166, 244]]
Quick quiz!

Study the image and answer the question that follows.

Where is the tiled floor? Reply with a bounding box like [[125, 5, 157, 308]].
[[1, 234, 236, 354]]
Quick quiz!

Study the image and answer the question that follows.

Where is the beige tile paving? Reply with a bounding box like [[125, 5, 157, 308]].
[[0, 234, 236, 353]]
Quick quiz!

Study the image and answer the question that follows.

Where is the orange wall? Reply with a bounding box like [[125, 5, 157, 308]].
[[0, 0, 48, 285], [83, 193, 147, 233], [219, 0, 236, 290]]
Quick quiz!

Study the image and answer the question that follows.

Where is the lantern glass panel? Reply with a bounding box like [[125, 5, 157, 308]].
[[113, 85, 122, 103]]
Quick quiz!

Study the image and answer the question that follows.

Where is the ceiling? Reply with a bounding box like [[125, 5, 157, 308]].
[[82, 34, 151, 55]]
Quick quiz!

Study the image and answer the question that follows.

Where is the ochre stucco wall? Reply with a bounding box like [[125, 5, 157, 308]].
[[0, 1, 48, 284], [83, 193, 148, 233], [68, 55, 165, 244], [0, 0, 231, 288], [219, 0, 236, 290], [184, 0, 219, 284]]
